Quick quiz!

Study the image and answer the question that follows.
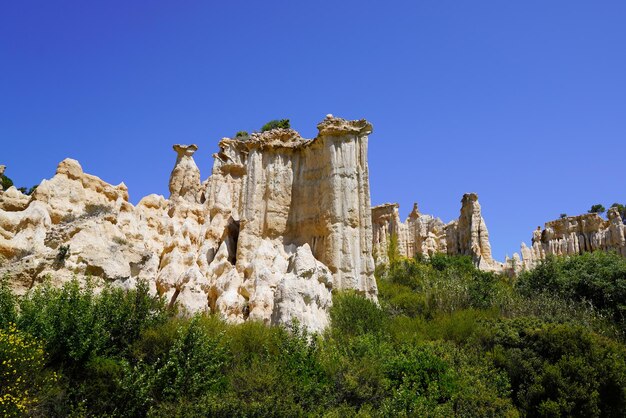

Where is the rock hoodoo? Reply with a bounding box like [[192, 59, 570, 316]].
[[0, 116, 377, 333], [372, 193, 504, 272], [520, 208, 626, 269]]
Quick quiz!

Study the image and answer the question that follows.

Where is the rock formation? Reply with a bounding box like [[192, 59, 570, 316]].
[[520, 208, 626, 269], [372, 193, 504, 272], [0, 115, 377, 333], [0, 165, 5, 191]]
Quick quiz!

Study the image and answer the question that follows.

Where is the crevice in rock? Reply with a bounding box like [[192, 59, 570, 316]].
[[207, 286, 218, 314], [221, 217, 240, 265], [167, 288, 180, 310]]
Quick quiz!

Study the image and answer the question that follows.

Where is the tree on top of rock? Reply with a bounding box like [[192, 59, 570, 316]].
[[588, 204, 606, 215], [260, 119, 290, 132]]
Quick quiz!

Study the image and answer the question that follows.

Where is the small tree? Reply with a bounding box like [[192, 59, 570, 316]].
[[0, 174, 13, 190], [235, 131, 249, 140], [260, 119, 290, 132], [387, 233, 399, 265], [559, 213, 567, 219], [588, 204, 606, 215]]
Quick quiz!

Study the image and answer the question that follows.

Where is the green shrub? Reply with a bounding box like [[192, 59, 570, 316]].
[[517, 252, 626, 328], [17, 278, 167, 367], [56, 244, 70, 262], [0, 275, 17, 326], [0, 174, 13, 190], [234, 130, 249, 139], [330, 291, 385, 338], [378, 255, 509, 319], [260, 119, 290, 132], [589, 204, 606, 214], [153, 316, 229, 401], [0, 324, 56, 415], [481, 319, 626, 417]]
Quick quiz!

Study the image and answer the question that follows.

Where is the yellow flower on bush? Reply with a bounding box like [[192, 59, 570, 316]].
[[0, 324, 56, 416]]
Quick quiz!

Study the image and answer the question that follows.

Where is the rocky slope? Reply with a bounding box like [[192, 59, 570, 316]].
[[372, 193, 505, 272], [520, 208, 626, 269], [0, 115, 377, 333]]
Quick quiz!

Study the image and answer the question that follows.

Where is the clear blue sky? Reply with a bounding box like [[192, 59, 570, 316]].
[[1, 1, 625, 260]]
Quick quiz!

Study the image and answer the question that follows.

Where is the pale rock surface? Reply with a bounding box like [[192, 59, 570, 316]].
[[520, 208, 626, 269], [372, 193, 505, 272], [169, 144, 203, 203], [0, 116, 377, 332]]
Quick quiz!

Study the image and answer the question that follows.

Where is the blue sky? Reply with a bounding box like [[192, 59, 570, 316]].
[[1, 1, 625, 260]]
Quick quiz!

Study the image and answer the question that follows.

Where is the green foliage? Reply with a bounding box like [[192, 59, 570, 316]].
[[589, 203, 606, 214], [517, 252, 626, 329], [2, 252, 626, 416], [387, 233, 399, 265], [559, 213, 567, 219], [0, 324, 56, 415], [260, 118, 290, 132], [56, 244, 70, 262], [0, 174, 13, 190], [234, 130, 249, 139], [479, 318, 626, 417], [0, 275, 17, 326], [17, 278, 167, 367], [378, 255, 510, 319], [330, 291, 385, 338]]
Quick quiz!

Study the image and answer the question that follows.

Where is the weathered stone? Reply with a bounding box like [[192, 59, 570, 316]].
[[169, 144, 203, 203], [0, 116, 377, 332], [372, 193, 504, 272], [520, 208, 626, 269]]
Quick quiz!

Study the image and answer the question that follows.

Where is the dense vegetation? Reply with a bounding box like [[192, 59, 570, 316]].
[[260, 119, 290, 132], [1, 251, 626, 417]]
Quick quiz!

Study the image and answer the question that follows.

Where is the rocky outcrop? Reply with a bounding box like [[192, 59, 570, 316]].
[[169, 144, 203, 203], [0, 115, 377, 333], [0, 165, 5, 191], [372, 193, 504, 272], [520, 208, 626, 269]]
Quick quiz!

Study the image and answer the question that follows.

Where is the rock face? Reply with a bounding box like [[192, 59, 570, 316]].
[[0, 116, 377, 333], [520, 208, 626, 269], [372, 193, 504, 272], [0, 165, 5, 191]]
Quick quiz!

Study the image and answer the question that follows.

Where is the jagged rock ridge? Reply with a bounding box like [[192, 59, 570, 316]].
[[519, 208, 626, 269], [0, 115, 377, 333], [371, 193, 505, 272]]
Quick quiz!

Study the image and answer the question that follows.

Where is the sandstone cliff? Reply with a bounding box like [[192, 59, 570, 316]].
[[372, 193, 504, 272], [0, 116, 377, 333], [520, 208, 626, 269]]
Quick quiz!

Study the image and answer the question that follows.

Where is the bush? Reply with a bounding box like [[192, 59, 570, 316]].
[[2, 251, 626, 416], [480, 318, 626, 417], [330, 291, 385, 338], [260, 119, 290, 132], [0, 324, 56, 415], [378, 255, 508, 319], [152, 316, 229, 402], [17, 279, 168, 367], [517, 252, 626, 328], [589, 204, 606, 214], [234, 130, 249, 139], [0, 174, 13, 190], [0, 275, 17, 326]]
